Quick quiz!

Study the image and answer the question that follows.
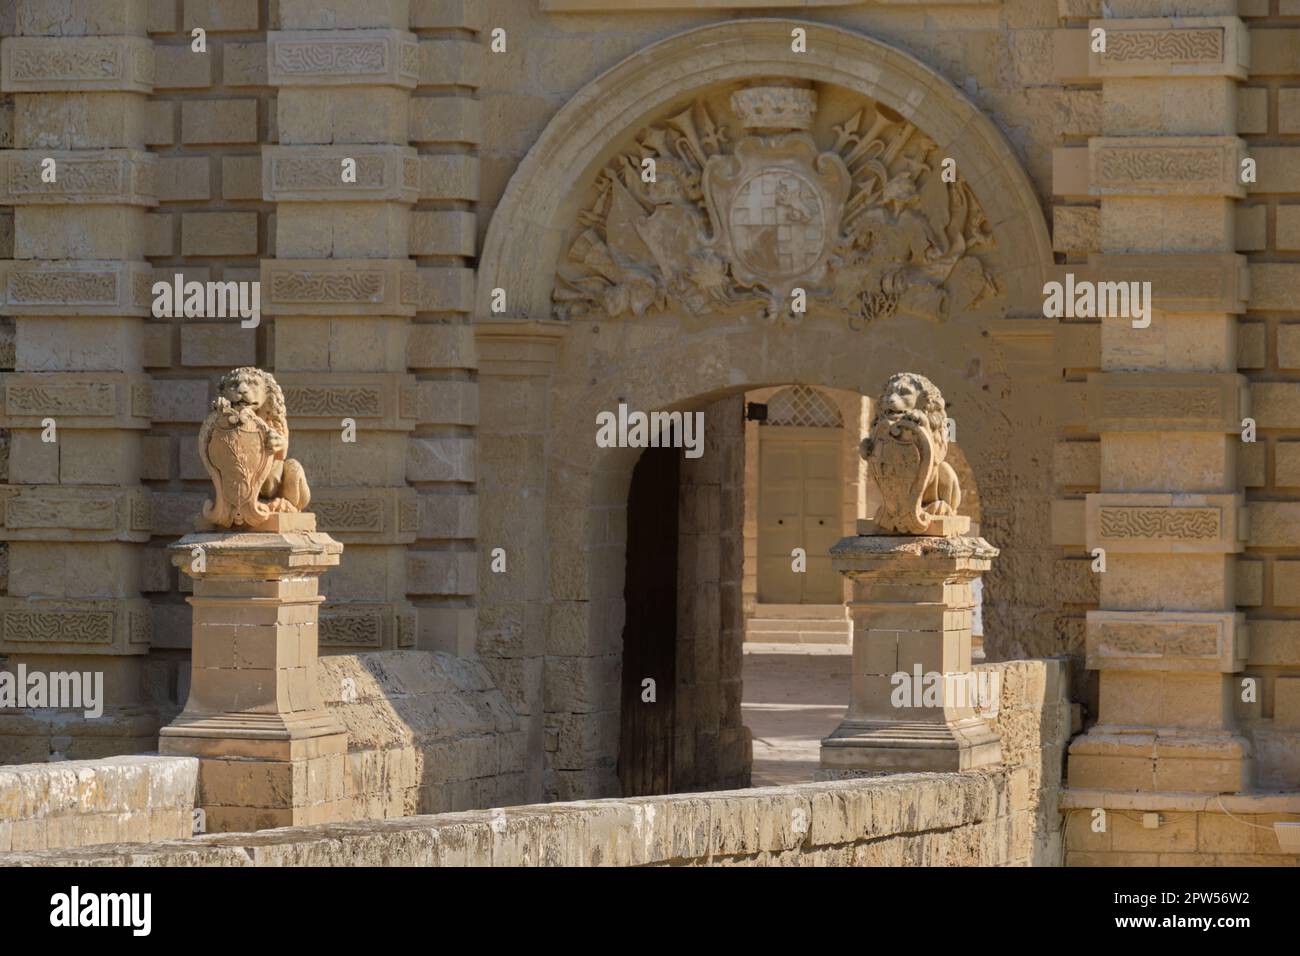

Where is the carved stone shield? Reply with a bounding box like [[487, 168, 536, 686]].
[[869, 428, 931, 535], [703, 134, 850, 301], [199, 401, 277, 529]]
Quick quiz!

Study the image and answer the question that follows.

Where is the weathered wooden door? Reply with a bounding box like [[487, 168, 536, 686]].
[[757, 426, 842, 604], [618, 445, 679, 796]]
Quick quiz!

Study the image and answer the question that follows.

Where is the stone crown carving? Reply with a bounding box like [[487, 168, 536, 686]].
[[197, 367, 312, 530], [862, 372, 961, 535], [553, 82, 1000, 327]]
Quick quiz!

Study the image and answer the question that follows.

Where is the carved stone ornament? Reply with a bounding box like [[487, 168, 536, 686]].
[[553, 82, 1000, 327], [862, 372, 962, 535], [197, 367, 312, 530]]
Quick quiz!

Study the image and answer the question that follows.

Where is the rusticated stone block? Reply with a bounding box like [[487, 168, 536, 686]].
[[157, 156, 210, 201], [1279, 207, 1300, 252], [418, 267, 475, 313], [180, 99, 257, 145], [182, 0, 259, 32], [420, 153, 477, 201], [153, 44, 213, 90], [221, 42, 267, 87], [180, 211, 259, 256], [1246, 148, 1300, 195], [1250, 264, 1300, 312], [409, 97, 480, 145], [418, 38, 481, 88], [410, 210, 476, 257]]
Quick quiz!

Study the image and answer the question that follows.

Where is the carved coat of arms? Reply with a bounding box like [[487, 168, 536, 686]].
[[553, 83, 1000, 327]]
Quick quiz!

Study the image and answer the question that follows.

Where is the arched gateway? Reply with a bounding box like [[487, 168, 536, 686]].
[[474, 20, 1056, 802]]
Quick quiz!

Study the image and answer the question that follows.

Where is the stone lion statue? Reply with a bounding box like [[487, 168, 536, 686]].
[[861, 372, 961, 534], [198, 367, 310, 529]]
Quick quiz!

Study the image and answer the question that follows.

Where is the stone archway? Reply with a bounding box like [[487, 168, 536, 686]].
[[474, 19, 1056, 803]]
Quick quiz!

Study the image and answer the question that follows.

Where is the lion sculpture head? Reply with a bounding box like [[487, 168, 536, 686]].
[[215, 366, 288, 445]]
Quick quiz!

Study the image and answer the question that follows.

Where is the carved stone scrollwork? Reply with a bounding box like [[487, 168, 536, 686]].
[[552, 81, 1000, 327]]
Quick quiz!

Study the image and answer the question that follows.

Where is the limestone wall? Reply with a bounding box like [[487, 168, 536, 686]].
[[0, 754, 196, 853], [0, 769, 1051, 867], [320, 650, 527, 819]]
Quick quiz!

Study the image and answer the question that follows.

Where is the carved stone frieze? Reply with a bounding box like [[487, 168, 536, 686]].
[[553, 82, 1000, 327], [1086, 373, 1248, 433], [1089, 17, 1248, 79], [319, 602, 418, 649], [1085, 493, 1246, 553], [267, 30, 419, 89], [0, 485, 152, 543], [1089, 136, 1245, 198], [0, 36, 154, 93], [310, 487, 420, 544], [0, 597, 153, 655], [273, 372, 420, 432], [262, 145, 420, 203], [1086, 611, 1246, 673], [0, 372, 152, 430], [261, 259, 417, 316], [1, 149, 157, 206], [0, 260, 155, 316]]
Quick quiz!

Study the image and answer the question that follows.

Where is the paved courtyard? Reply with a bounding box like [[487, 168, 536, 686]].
[[741, 642, 851, 787]]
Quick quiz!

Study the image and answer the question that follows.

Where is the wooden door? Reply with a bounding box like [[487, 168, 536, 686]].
[[618, 445, 679, 796], [757, 427, 842, 604]]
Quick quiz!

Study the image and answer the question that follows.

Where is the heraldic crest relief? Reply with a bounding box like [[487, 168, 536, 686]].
[[553, 82, 1001, 327]]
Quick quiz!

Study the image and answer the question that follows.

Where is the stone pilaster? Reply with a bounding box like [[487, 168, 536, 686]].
[[263, 2, 420, 653], [0, 0, 158, 761], [407, 0, 482, 657], [475, 321, 562, 804], [1067, 3, 1254, 795]]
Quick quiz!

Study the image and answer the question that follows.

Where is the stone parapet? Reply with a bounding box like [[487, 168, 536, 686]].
[[0, 755, 197, 853]]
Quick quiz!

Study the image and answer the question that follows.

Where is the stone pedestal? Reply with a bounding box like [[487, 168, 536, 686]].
[[159, 515, 350, 832], [820, 521, 1002, 773]]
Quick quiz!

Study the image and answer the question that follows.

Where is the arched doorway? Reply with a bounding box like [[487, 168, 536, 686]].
[[473, 19, 1054, 802]]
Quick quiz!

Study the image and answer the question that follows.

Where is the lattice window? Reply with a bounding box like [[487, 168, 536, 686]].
[[763, 386, 842, 428]]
